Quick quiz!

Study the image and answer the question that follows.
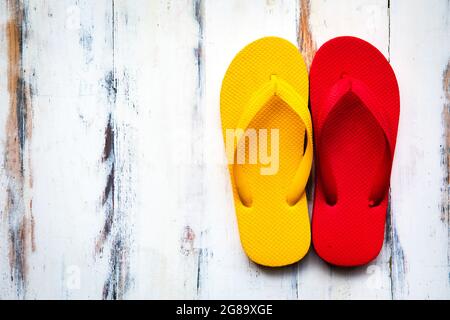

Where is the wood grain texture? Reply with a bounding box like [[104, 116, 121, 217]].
[[389, 0, 449, 299], [16, 0, 120, 299], [0, 0, 448, 299], [0, 0, 34, 299], [298, 0, 316, 69], [443, 60, 449, 224]]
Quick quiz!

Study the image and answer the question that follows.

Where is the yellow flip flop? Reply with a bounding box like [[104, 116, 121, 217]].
[[220, 37, 313, 267]]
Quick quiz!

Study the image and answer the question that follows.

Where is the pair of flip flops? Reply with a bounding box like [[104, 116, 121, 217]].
[[220, 36, 400, 267]]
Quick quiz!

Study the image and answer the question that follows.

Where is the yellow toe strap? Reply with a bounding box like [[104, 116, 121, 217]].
[[231, 75, 313, 206]]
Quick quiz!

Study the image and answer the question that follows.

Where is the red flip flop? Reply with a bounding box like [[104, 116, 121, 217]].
[[310, 36, 400, 266]]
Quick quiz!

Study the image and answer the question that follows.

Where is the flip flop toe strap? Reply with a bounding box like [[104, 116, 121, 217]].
[[229, 75, 313, 207], [316, 76, 395, 206]]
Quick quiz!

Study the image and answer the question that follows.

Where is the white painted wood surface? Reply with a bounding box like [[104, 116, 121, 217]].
[[0, 0, 448, 299]]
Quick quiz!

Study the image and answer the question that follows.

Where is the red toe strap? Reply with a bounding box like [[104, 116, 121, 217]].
[[316, 76, 396, 206]]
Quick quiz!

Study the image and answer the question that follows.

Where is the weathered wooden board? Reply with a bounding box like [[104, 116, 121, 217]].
[[389, 0, 449, 299], [0, 0, 448, 299]]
